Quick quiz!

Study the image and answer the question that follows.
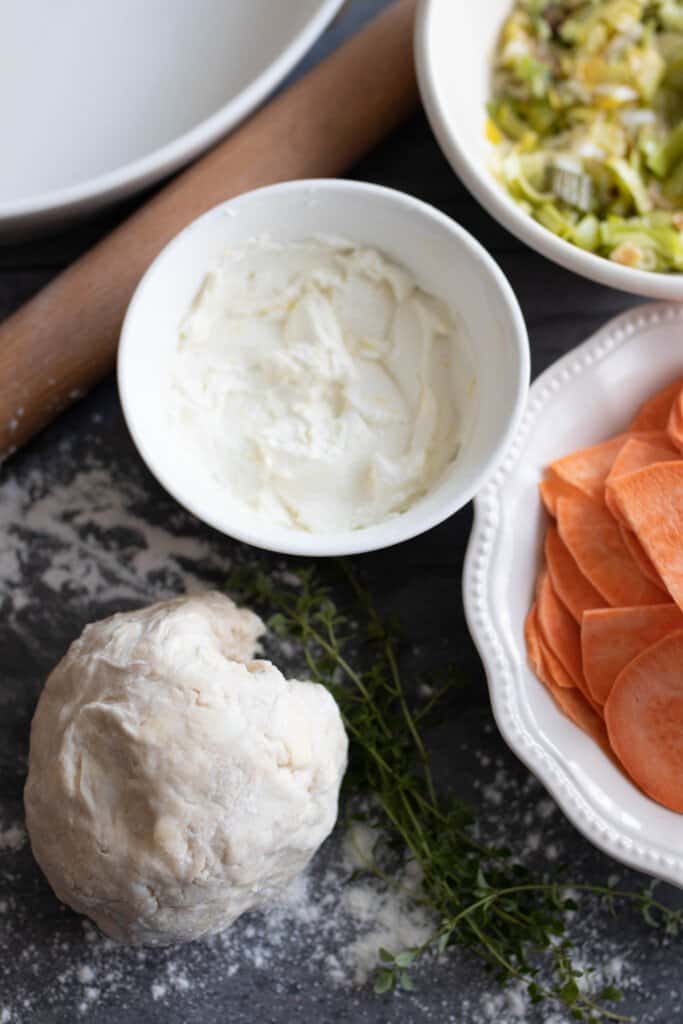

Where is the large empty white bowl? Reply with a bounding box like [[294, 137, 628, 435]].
[[1, 0, 343, 240], [416, 0, 683, 301], [118, 179, 529, 556]]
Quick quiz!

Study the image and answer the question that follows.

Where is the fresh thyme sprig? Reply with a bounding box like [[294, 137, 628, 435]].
[[227, 560, 682, 1022]]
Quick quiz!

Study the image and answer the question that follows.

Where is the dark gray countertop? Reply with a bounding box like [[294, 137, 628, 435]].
[[1, 3, 680, 1022]]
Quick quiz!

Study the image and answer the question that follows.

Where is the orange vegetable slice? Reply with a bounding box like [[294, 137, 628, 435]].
[[610, 462, 683, 611], [527, 600, 607, 745], [618, 523, 667, 592], [629, 377, 683, 431], [526, 602, 575, 690], [556, 494, 667, 607], [667, 387, 683, 454], [548, 682, 611, 754], [536, 571, 584, 688], [545, 525, 606, 623], [605, 630, 683, 812], [539, 477, 587, 517], [582, 605, 683, 705], [524, 604, 546, 681], [538, 632, 576, 689], [605, 437, 678, 522], [549, 434, 633, 503]]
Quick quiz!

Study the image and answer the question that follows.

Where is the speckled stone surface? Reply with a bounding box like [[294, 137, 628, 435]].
[[1, 3, 681, 1022]]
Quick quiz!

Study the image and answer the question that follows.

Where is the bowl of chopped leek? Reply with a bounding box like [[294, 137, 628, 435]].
[[416, 0, 683, 299]]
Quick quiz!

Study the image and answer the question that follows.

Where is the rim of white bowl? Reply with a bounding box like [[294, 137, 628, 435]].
[[415, 0, 683, 302], [118, 178, 530, 557], [0, 0, 344, 223]]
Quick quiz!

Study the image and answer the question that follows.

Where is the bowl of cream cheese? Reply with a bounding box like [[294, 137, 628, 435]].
[[118, 179, 529, 555]]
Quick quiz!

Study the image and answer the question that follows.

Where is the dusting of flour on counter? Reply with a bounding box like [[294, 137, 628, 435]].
[[0, 824, 25, 852], [0, 452, 235, 643]]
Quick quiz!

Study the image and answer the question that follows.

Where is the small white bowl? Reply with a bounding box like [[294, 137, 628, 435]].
[[415, 0, 683, 302], [118, 179, 529, 556], [464, 302, 683, 885]]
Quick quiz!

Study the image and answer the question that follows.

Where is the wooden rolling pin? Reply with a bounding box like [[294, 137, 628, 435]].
[[0, 0, 418, 459]]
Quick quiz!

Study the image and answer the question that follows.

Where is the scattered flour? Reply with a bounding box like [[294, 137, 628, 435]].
[[337, 824, 435, 984], [76, 965, 95, 985], [0, 825, 26, 853], [0, 456, 235, 641]]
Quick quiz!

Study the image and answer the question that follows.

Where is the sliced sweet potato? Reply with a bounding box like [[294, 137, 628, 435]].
[[526, 603, 576, 692], [629, 377, 683, 431], [536, 571, 584, 688], [549, 434, 633, 503], [538, 632, 576, 689], [527, 592, 604, 739], [556, 494, 667, 607], [539, 477, 586, 517], [524, 604, 546, 681], [528, 599, 606, 738], [582, 605, 683, 705], [619, 523, 667, 592], [548, 682, 611, 754], [549, 431, 667, 505], [605, 437, 678, 522], [605, 630, 683, 812], [610, 462, 683, 611], [667, 387, 683, 454], [545, 525, 606, 623]]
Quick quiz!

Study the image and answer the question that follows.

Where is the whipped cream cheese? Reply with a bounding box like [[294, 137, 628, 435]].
[[168, 238, 473, 533]]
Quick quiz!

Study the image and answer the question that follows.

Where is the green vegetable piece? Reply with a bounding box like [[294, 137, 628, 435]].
[[571, 213, 601, 250], [659, 1, 683, 32], [488, 100, 533, 142], [550, 165, 594, 211], [663, 156, 683, 200], [535, 202, 575, 238], [644, 120, 683, 178], [607, 157, 653, 214]]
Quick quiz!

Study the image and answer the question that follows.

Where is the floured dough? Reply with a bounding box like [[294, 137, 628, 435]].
[[24, 592, 348, 945]]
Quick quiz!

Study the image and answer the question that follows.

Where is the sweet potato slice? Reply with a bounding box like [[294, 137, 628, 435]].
[[582, 605, 683, 705], [630, 377, 683, 431], [667, 387, 683, 454], [556, 495, 667, 607], [538, 633, 575, 688], [605, 630, 683, 812], [605, 437, 678, 522], [619, 524, 667, 592], [548, 682, 611, 754], [536, 571, 584, 688], [610, 462, 683, 610], [539, 477, 587, 517], [545, 525, 606, 623], [528, 611, 607, 744], [549, 435, 632, 503], [527, 595, 598, 724], [524, 604, 546, 681], [549, 431, 667, 505]]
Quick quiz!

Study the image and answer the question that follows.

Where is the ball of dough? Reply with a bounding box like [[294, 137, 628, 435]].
[[24, 592, 348, 945]]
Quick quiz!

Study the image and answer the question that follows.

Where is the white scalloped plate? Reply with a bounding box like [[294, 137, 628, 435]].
[[464, 302, 683, 886]]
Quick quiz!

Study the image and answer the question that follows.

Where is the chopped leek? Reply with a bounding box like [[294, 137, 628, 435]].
[[490, 0, 683, 273]]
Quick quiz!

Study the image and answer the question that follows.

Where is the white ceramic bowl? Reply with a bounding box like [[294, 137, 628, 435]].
[[415, 0, 683, 302], [118, 179, 529, 556], [1, 0, 343, 241], [464, 302, 683, 885]]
